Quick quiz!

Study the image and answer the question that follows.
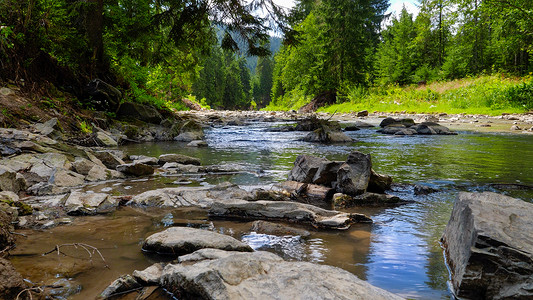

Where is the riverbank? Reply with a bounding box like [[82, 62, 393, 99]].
[[1, 107, 532, 299]]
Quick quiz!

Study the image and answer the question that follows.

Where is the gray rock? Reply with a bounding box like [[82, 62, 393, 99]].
[[99, 275, 141, 299], [0, 166, 23, 193], [302, 128, 353, 143], [72, 157, 97, 175], [333, 192, 403, 208], [158, 154, 201, 166], [186, 140, 208, 147], [251, 220, 310, 237], [49, 169, 85, 187], [313, 161, 343, 186], [132, 156, 158, 165], [209, 200, 371, 229], [394, 128, 417, 135], [160, 251, 403, 300], [367, 170, 392, 193], [142, 227, 253, 256], [379, 117, 415, 127], [287, 155, 329, 183], [336, 151, 372, 196], [174, 131, 204, 142], [127, 187, 209, 207], [65, 192, 110, 215], [133, 263, 165, 285], [117, 102, 163, 124], [411, 123, 437, 135], [116, 162, 154, 176], [95, 131, 118, 147], [85, 165, 109, 182], [419, 122, 457, 135], [33, 118, 61, 138], [413, 184, 438, 195], [177, 248, 237, 263], [94, 151, 125, 169], [356, 110, 369, 117], [161, 162, 200, 173], [377, 125, 405, 135], [441, 192, 533, 300]]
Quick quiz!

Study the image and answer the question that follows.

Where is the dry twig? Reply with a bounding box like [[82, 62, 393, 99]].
[[43, 243, 110, 268]]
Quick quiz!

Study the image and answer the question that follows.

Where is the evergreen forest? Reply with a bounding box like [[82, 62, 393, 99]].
[[1, 0, 532, 113]]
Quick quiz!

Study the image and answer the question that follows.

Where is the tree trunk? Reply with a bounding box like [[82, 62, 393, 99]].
[[86, 0, 104, 77]]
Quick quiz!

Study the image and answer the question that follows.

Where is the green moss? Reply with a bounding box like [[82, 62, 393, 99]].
[[0, 199, 33, 216]]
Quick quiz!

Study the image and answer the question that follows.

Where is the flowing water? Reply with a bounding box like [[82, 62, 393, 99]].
[[10, 121, 533, 299]]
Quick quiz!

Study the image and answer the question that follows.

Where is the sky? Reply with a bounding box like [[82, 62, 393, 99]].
[[272, 0, 420, 17]]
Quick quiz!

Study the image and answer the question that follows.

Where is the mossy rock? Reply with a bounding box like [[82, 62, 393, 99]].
[[0, 199, 33, 216]]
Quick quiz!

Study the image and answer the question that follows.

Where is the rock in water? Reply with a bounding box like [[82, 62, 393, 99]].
[[116, 162, 154, 176], [158, 154, 201, 166], [209, 200, 371, 229], [160, 251, 403, 300], [287, 155, 330, 183], [441, 192, 533, 300], [336, 151, 372, 196], [142, 227, 253, 256]]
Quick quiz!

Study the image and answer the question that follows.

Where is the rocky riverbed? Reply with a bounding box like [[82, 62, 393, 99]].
[[0, 109, 532, 299]]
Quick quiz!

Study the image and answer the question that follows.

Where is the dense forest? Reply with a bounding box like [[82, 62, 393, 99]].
[[0, 0, 532, 112]]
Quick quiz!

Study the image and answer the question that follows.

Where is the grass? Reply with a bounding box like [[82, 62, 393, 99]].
[[267, 75, 533, 115]]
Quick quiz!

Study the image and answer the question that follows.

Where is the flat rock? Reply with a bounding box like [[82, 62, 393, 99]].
[[333, 192, 404, 208], [209, 200, 371, 229], [174, 131, 204, 142], [251, 220, 311, 237], [127, 184, 250, 208], [160, 251, 403, 300], [158, 154, 201, 166], [142, 227, 253, 256], [0, 166, 24, 193], [64, 192, 112, 215], [441, 192, 533, 300]]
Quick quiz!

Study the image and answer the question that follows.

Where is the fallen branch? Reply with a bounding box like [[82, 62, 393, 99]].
[[43, 243, 109, 269], [16, 284, 64, 300]]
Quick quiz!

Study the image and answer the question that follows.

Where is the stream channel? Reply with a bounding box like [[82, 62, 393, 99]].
[[10, 120, 533, 299]]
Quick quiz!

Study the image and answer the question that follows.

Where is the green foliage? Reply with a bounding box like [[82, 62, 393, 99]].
[[78, 120, 93, 134], [317, 75, 530, 115]]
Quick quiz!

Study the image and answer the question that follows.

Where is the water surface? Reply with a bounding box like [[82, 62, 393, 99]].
[[12, 121, 533, 299]]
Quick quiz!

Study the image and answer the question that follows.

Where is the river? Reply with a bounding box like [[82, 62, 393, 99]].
[[10, 120, 533, 299]]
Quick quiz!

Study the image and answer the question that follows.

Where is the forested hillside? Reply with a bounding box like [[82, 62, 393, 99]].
[[267, 0, 533, 112], [1, 0, 532, 113]]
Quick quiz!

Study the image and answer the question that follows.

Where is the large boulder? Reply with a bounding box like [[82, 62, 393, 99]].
[[117, 102, 163, 124], [335, 151, 372, 196], [441, 192, 533, 300], [159, 251, 403, 300], [142, 227, 253, 256], [95, 131, 118, 147]]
